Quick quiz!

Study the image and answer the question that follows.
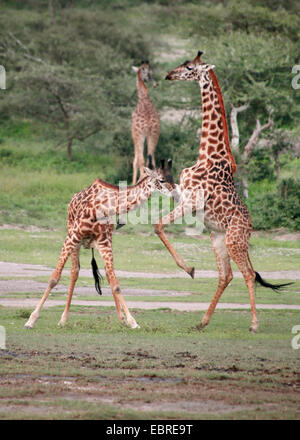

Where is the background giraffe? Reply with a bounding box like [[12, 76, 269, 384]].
[[155, 51, 291, 333], [131, 61, 160, 185], [24, 159, 177, 330]]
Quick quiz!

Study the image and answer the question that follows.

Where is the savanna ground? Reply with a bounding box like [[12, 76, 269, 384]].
[[0, 0, 300, 422], [0, 225, 299, 420]]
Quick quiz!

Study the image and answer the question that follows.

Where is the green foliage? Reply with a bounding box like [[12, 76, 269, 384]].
[[246, 148, 275, 182], [248, 178, 300, 230], [0, 1, 299, 230]]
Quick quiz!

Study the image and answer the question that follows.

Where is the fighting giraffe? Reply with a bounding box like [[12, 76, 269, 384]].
[[131, 61, 160, 185], [25, 158, 177, 330], [155, 51, 291, 332]]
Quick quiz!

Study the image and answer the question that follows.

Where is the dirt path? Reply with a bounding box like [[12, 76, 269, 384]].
[[1, 261, 300, 280], [0, 261, 299, 311], [1, 297, 300, 311]]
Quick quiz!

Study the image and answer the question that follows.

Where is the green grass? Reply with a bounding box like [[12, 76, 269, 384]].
[[0, 228, 299, 272], [0, 306, 300, 419]]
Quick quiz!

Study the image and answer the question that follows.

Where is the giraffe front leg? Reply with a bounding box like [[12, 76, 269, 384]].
[[155, 203, 195, 278]]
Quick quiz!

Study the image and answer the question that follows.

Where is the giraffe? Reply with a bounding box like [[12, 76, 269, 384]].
[[24, 158, 177, 330], [131, 61, 160, 185], [154, 51, 291, 332]]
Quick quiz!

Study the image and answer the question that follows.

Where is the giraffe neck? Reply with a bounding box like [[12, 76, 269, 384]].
[[136, 70, 149, 101], [124, 176, 154, 212], [95, 177, 153, 217], [198, 71, 236, 174]]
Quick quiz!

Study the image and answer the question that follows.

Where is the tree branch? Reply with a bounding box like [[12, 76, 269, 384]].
[[72, 126, 102, 142], [230, 103, 249, 152], [243, 110, 274, 160], [8, 32, 45, 64]]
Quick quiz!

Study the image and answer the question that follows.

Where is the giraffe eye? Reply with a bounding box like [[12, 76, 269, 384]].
[[159, 179, 166, 183], [186, 65, 192, 71]]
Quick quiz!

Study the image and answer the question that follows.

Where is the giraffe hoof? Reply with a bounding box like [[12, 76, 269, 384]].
[[24, 323, 33, 329], [249, 326, 258, 333], [196, 322, 206, 332], [188, 267, 195, 279], [116, 222, 126, 230], [129, 322, 140, 329]]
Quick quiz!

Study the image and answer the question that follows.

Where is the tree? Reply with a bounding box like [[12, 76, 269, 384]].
[[0, 6, 150, 160], [229, 104, 274, 197]]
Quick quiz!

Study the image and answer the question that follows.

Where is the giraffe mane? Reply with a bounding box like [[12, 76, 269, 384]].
[[97, 176, 149, 190], [208, 69, 237, 175]]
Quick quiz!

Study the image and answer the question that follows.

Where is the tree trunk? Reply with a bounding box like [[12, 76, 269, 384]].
[[274, 152, 280, 181], [67, 137, 73, 161], [230, 104, 249, 153]]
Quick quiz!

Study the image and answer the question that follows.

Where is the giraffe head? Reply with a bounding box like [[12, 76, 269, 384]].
[[132, 61, 158, 87], [143, 156, 179, 200], [165, 51, 214, 85]]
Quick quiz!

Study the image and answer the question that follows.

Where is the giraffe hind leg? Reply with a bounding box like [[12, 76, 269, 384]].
[[198, 232, 233, 330], [24, 234, 79, 329], [226, 229, 258, 332], [58, 247, 80, 326], [95, 231, 140, 329], [132, 134, 145, 185], [146, 128, 159, 168]]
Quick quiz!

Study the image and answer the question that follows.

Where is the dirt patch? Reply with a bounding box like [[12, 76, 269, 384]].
[[122, 399, 255, 415], [1, 261, 300, 280], [0, 279, 191, 297], [0, 224, 52, 232], [274, 232, 300, 241], [1, 297, 300, 311], [160, 107, 202, 124], [0, 374, 257, 416]]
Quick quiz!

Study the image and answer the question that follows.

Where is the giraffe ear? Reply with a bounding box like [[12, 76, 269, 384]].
[[132, 66, 139, 73], [143, 167, 152, 176]]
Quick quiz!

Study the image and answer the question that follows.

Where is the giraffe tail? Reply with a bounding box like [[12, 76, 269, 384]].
[[247, 252, 293, 292], [91, 249, 103, 296], [254, 272, 294, 292]]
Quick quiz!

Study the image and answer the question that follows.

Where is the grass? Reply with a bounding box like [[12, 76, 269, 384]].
[[0, 227, 299, 272], [0, 225, 298, 419], [0, 305, 300, 419]]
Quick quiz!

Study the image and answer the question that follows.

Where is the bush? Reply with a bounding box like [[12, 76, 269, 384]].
[[248, 178, 300, 230]]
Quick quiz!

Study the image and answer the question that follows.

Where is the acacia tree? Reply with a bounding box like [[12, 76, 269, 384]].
[[0, 7, 150, 160], [229, 104, 274, 197]]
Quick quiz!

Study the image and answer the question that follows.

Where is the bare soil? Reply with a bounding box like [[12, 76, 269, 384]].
[[1, 261, 299, 311]]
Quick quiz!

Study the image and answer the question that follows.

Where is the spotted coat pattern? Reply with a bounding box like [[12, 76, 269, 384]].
[[156, 52, 260, 332], [132, 62, 160, 184], [25, 167, 176, 330]]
